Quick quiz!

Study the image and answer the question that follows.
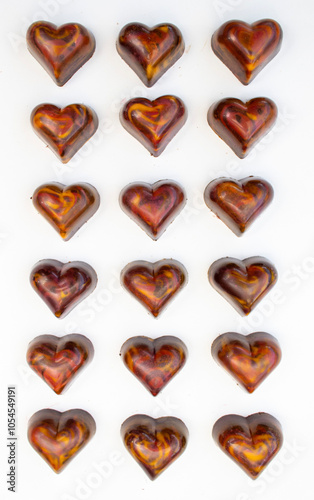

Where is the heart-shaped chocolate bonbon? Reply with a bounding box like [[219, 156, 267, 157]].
[[213, 413, 283, 479], [28, 409, 96, 473], [212, 19, 283, 85], [117, 23, 184, 87], [31, 103, 98, 163], [27, 334, 94, 394], [121, 259, 187, 317], [208, 257, 277, 315], [27, 22, 96, 86], [120, 95, 187, 156], [208, 97, 277, 158], [120, 180, 186, 240], [121, 414, 188, 479], [30, 259, 97, 318], [204, 176, 274, 236], [121, 336, 187, 395], [211, 332, 281, 393], [32, 183, 100, 241]]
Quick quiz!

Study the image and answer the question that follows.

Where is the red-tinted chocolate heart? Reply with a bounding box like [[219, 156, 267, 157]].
[[208, 97, 277, 158], [121, 336, 187, 396], [121, 414, 188, 479], [28, 409, 96, 473], [213, 413, 283, 479], [30, 259, 97, 318], [208, 257, 277, 315], [31, 103, 98, 163], [212, 19, 283, 85], [117, 23, 184, 87], [27, 22, 96, 86], [120, 95, 187, 156], [211, 332, 281, 393], [27, 334, 94, 394], [120, 180, 186, 240], [204, 176, 274, 236], [121, 259, 187, 317], [32, 183, 100, 241]]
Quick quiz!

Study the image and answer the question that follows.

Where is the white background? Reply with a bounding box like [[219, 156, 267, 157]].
[[1, 0, 313, 499]]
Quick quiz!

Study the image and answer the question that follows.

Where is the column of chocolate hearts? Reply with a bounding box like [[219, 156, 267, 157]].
[[25, 21, 99, 473]]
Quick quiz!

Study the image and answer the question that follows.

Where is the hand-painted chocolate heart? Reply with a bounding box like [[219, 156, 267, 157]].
[[120, 95, 187, 156], [212, 19, 283, 85], [30, 259, 97, 318], [121, 336, 187, 395], [27, 334, 94, 394], [27, 22, 96, 86], [31, 103, 98, 163], [120, 180, 186, 240], [121, 259, 187, 317], [32, 183, 100, 241], [28, 409, 96, 473], [121, 414, 188, 479], [213, 413, 283, 479], [208, 97, 277, 158], [204, 176, 274, 236], [117, 23, 184, 87], [211, 332, 281, 393], [208, 257, 277, 315]]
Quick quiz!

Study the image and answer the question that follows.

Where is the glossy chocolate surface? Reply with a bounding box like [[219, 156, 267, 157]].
[[213, 413, 283, 479], [30, 259, 97, 318], [208, 257, 278, 315], [211, 332, 281, 393], [204, 176, 274, 236], [27, 334, 94, 394], [120, 180, 186, 240], [212, 19, 283, 85], [32, 182, 100, 240], [28, 408, 96, 473], [208, 97, 277, 158], [31, 103, 98, 163], [27, 21, 96, 86], [121, 414, 188, 479], [120, 95, 187, 156], [121, 336, 187, 396], [117, 23, 184, 87], [121, 259, 187, 317]]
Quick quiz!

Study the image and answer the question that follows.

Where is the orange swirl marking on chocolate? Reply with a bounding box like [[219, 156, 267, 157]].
[[121, 415, 188, 479], [28, 409, 96, 473]]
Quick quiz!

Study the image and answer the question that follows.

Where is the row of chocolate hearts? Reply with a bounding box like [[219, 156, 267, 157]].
[[31, 96, 277, 160], [32, 177, 273, 241], [30, 257, 277, 318], [28, 409, 283, 479], [27, 20, 282, 87], [27, 332, 281, 395]]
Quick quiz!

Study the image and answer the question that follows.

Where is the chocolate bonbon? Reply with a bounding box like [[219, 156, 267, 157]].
[[120, 95, 187, 156], [120, 180, 186, 240], [27, 334, 94, 394], [32, 183, 100, 241], [208, 257, 277, 315], [30, 259, 97, 318], [121, 414, 188, 479], [213, 412, 283, 478], [121, 259, 187, 317], [211, 332, 281, 393], [208, 97, 277, 158], [121, 336, 187, 396], [212, 19, 283, 85], [204, 176, 274, 236], [27, 21, 96, 86], [117, 23, 184, 87], [28, 408, 96, 473], [31, 103, 98, 163]]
